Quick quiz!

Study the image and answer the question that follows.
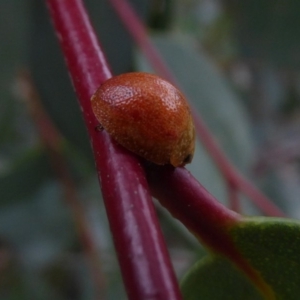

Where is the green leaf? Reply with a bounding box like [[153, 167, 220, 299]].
[[181, 255, 262, 300], [181, 217, 300, 299]]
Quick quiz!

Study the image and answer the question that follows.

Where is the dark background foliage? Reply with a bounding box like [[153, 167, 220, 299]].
[[1, 0, 300, 299]]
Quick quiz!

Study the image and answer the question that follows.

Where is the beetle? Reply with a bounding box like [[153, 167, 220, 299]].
[[91, 72, 195, 167]]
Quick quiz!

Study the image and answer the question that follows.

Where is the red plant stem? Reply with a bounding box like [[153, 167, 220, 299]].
[[109, 0, 286, 217], [146, 165, 241, 245], [146, 164, 275, 300], [46, 1, 182, 299]]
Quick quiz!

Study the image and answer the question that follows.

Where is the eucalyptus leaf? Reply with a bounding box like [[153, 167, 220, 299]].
[[181, 217, 300, 299], [181, 255, 262, 300]]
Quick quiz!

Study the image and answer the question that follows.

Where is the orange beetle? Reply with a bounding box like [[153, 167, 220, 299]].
[[91, 72, 195, 167]]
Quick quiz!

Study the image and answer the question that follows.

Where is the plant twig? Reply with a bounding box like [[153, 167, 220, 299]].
[[146, 164, 276, 300], [46, 1, 182, 299]]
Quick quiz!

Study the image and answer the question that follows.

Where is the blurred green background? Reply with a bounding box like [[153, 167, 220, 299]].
[[1, 0, 300, 299]]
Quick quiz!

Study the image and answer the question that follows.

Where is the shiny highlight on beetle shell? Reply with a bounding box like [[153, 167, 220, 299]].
[[91, 72, 195, 167]]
